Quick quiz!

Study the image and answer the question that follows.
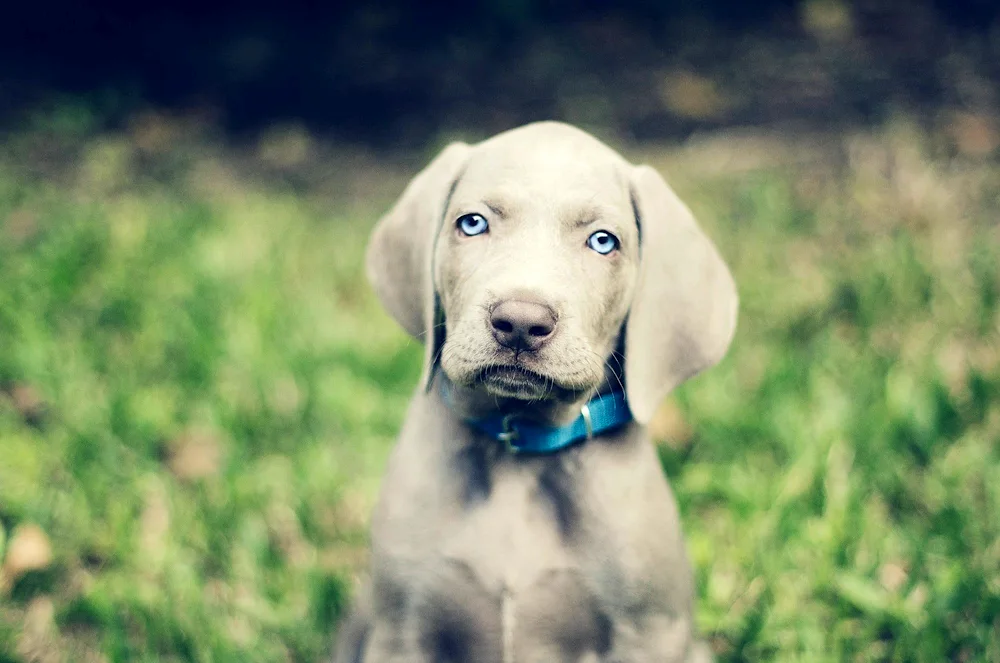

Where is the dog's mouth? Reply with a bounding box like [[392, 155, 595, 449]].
[[477, 365, 561, 401]]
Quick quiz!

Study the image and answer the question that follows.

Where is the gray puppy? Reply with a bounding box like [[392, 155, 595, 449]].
[[334, 122, 737, 663]]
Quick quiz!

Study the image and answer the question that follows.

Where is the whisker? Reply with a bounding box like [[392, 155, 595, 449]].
[[604, 358, 627, 395], [609, 351, 624, 372], [431, 343, 446, 370]]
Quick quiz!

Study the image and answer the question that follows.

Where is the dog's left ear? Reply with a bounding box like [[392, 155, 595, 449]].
[[624, 164, 739, 423], [366, 142, 471, 387]]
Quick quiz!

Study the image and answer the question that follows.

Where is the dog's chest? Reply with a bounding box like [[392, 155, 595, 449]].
[[428, 462, 614, 659], [441, 463, 580, 594]]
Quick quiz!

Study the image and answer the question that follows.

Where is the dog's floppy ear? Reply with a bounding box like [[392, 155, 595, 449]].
[[366, 142, 471, 386], [624, 164, 738, 423]]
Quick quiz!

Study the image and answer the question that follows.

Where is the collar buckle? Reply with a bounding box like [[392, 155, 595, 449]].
[[497, 414, 520, 453]]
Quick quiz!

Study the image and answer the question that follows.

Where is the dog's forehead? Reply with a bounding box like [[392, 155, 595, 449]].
[[456, 124, 632, 214]]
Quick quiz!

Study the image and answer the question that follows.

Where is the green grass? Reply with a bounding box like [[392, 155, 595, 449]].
[[0, 116, 998, 662]]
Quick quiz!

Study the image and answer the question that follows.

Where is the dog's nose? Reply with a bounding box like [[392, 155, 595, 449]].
[[490, 300, 558, 351]]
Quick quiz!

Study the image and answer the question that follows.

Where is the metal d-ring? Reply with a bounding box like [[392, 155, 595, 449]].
[[580, 403, 594, 440], [497, 413, 520, 453]]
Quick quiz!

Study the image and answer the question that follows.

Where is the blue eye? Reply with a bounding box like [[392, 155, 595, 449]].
[[587, 230, 619, 255], [457, 213, 489, 236]]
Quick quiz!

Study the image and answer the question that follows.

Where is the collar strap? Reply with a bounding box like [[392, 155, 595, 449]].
[[442, 384, 633, 454]]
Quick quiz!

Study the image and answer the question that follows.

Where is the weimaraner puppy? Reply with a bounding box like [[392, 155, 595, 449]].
[[334, 121, 737, 663]]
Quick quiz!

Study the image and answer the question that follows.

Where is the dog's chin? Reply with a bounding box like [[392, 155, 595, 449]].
[[477, 366, 565, 401]]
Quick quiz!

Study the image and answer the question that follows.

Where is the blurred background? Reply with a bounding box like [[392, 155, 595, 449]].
[[1, 1, 998, 661]]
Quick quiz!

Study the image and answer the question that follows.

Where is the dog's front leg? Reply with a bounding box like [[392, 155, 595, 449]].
[[360, 624, 430, 663], [600, 612, 714, 663]]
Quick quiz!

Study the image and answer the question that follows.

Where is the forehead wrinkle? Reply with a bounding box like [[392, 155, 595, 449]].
[[452, 176, 530, 214], [561, 200, 619, 229], [449, 192, 517, 219], [482, 199, 507, 218]]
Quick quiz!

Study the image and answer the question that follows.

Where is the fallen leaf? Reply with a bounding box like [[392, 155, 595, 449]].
[[648, 399, 694, 448], [167, 429, 224, 480], [879, 562, 908, 593], [11, 383, 46, 425], [3, 524, 53, 580]]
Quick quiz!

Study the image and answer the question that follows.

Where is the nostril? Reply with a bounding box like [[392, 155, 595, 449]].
[[490, 299, 558, 349]]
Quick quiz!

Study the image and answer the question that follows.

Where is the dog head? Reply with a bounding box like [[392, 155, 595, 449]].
[[366, 122, 737, 423]]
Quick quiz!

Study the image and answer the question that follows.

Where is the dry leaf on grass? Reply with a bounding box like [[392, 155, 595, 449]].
[[1, 524, 53, 594], [2, 383, 47, 426], [3, 524, 53, 580], [879, 562, 909, 594], [648, 399, 694, 449], [166, 429, 225, 480]]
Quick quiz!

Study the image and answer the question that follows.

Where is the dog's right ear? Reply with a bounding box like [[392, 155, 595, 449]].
[[366, 142, 471, 366], [623, 165, 738, 423]]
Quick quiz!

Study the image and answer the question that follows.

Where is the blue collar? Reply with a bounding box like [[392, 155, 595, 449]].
[[441, 382, 633, 454]]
